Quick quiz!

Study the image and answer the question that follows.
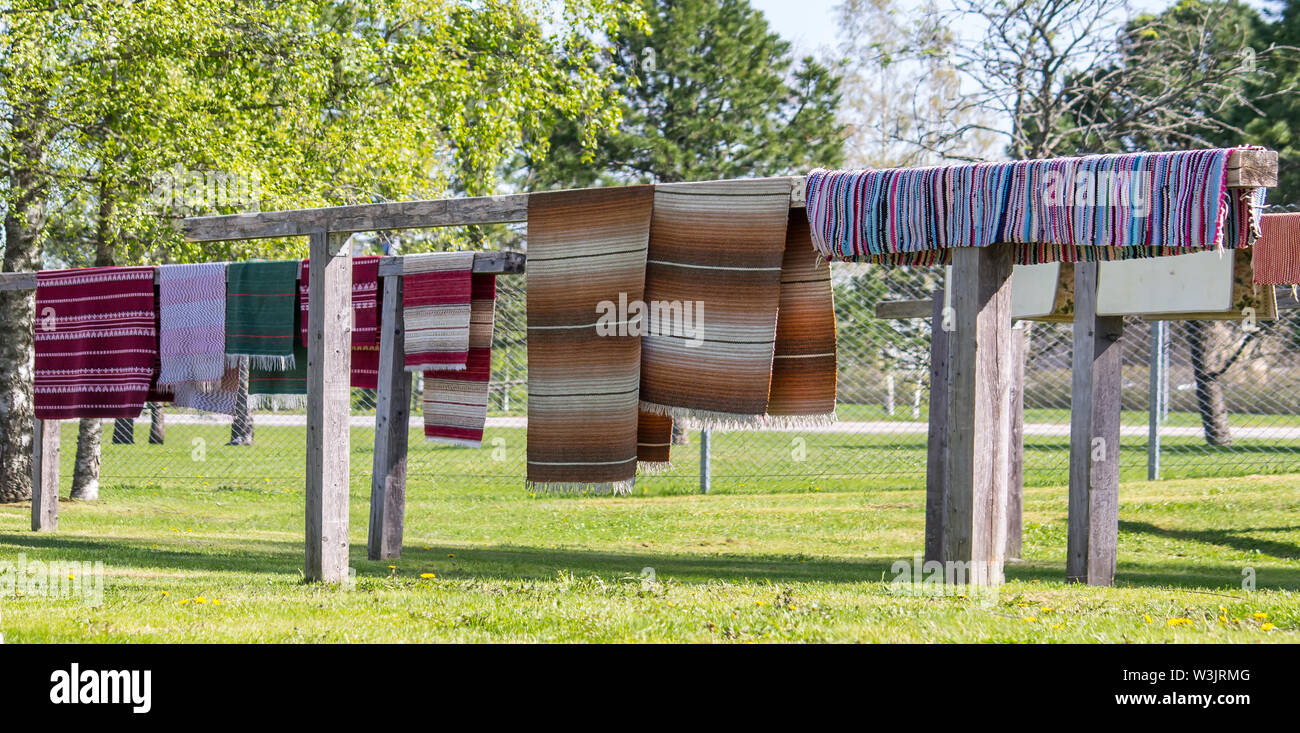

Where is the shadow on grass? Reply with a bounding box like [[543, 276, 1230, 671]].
[[4, 531, 1298, 591], [1119, 520, 1300, 561]]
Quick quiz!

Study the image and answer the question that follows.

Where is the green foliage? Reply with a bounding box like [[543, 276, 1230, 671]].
[[3, 1, 636, 266], [523, 0, 845, 188]]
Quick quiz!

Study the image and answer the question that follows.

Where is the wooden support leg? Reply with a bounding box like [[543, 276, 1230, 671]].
[[943, 246, 1014, 586], [1067, 262, 1123, 586], [924, 288, 949, 564], [306, 231, 352, 583], [31, 418, 59, 531], [1006, 323, 1027, 560], [368, 274, 411, 561]]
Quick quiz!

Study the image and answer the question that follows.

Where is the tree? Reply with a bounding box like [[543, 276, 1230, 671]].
[[871, 0, 1292, 161], [523, 0, 845, 188], [0, 0, 635, 502], [834, 0, 995, 167]]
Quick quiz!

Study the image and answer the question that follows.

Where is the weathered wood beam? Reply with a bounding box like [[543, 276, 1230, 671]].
[[182, 194, 529, 242], [944, 245, 1015, 586], [1226, 149, 1278, 188], [31, 418, 59, 531], [924, 289, 950, 564], [304, 231, 352, 583], [368, 274, 411, 561], [1067, 262, 1124, 586], [1006, 323, 1028, 560], [376, 250, 525, 277], [876, 298, 935, 320]]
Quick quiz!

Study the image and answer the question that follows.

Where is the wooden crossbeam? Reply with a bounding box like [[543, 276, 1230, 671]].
[[0, 251, 524, 293]]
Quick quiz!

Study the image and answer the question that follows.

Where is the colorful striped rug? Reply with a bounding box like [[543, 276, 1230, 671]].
[[423, 274, 496, 447], [402, 252, 475, 372], [526, 185, 654, 494], [225, 260, 300, 370], [34, 267, 158, 419], [156, 263, 227, 389], [638, 179, 793, 427], [806, 148, 1266, 266], [1253, 213, 1300, 285]]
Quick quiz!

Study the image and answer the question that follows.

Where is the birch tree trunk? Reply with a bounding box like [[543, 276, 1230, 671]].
[[69, 419, 102, 500], [0, 111, 51, 503]]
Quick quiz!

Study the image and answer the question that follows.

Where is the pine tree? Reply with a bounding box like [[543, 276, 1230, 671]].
[[523, 0, 845, 187]]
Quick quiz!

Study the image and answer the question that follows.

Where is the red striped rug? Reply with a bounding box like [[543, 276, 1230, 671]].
[[422, 274, 496, 446], [34, 267, 158, 419], [1253, 213, 1300, 285]]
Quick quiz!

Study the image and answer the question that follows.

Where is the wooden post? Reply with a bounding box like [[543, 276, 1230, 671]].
[[368, 274, 411, 561], [31, 418, 59, 531], [1067, 262, 1123, 586], [943, 246, 1014, 585], [305, 231, 352, 583], [1006, 322, 1027, 560], [924, 289, 949, 564]]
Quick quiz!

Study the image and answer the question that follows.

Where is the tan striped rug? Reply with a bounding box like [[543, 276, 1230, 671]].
[[636, 411, 674, 472], [638, 179, 795, 427], [526, 186, 654, 494], [766, 211, 837, 426]]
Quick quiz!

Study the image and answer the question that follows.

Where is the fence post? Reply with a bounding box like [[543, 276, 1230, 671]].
[[31, 418, 59, 531], [699, 428, 711, 494], [1006, 322, 1027, 560], [944, 247, 1014, 586], [1067, 262, 1123, 586], [305, 230, 352, 583], [368, 273, 411, 561], [1147, 320, 1165, 481], [924, 289, 950, 564]]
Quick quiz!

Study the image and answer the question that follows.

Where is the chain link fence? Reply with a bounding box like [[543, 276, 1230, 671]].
[[83, 262, 1300, 493]]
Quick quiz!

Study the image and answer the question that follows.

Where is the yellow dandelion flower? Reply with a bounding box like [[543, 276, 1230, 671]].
[[1051, 624, 1063, 630], [1022, 616, 1036, 623], [447, 554, 455, 558], [178, 599, 190, 605], [1262, 623, 1276, 631], [420, 573, 436, 579], [195, 596, 207, 604], [387, 565, 396, 570], [1253, 612, 1268, 620], [1167, 618, 1193, 627], [161, 591, 170, 596], [1219, 616, 1228, 624], [1143, 614, 1153, 624]]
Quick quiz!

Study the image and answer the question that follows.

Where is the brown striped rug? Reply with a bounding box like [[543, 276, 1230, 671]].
[[526, 186, 654, 494], [638, 179, 795, 427], [636, 411, 674, 472], [766, 211, 837, 425]]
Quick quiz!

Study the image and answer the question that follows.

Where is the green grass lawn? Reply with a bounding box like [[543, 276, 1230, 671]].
[[1, 423, 1298, 642]]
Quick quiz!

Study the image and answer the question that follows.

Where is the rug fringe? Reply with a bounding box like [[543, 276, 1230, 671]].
[[426, 436, 483, 448], [637, 460, 672, 475], [638, 400, 767, 430], [229, 353, 295, 371], [248, 394, 307, 411], [761, 412, 838, 430], [527, 479, 635, 496], [406, 363, 468, 373]]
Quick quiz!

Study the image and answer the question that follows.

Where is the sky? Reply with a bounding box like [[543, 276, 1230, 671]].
[[748, 0, 1286, 57]]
